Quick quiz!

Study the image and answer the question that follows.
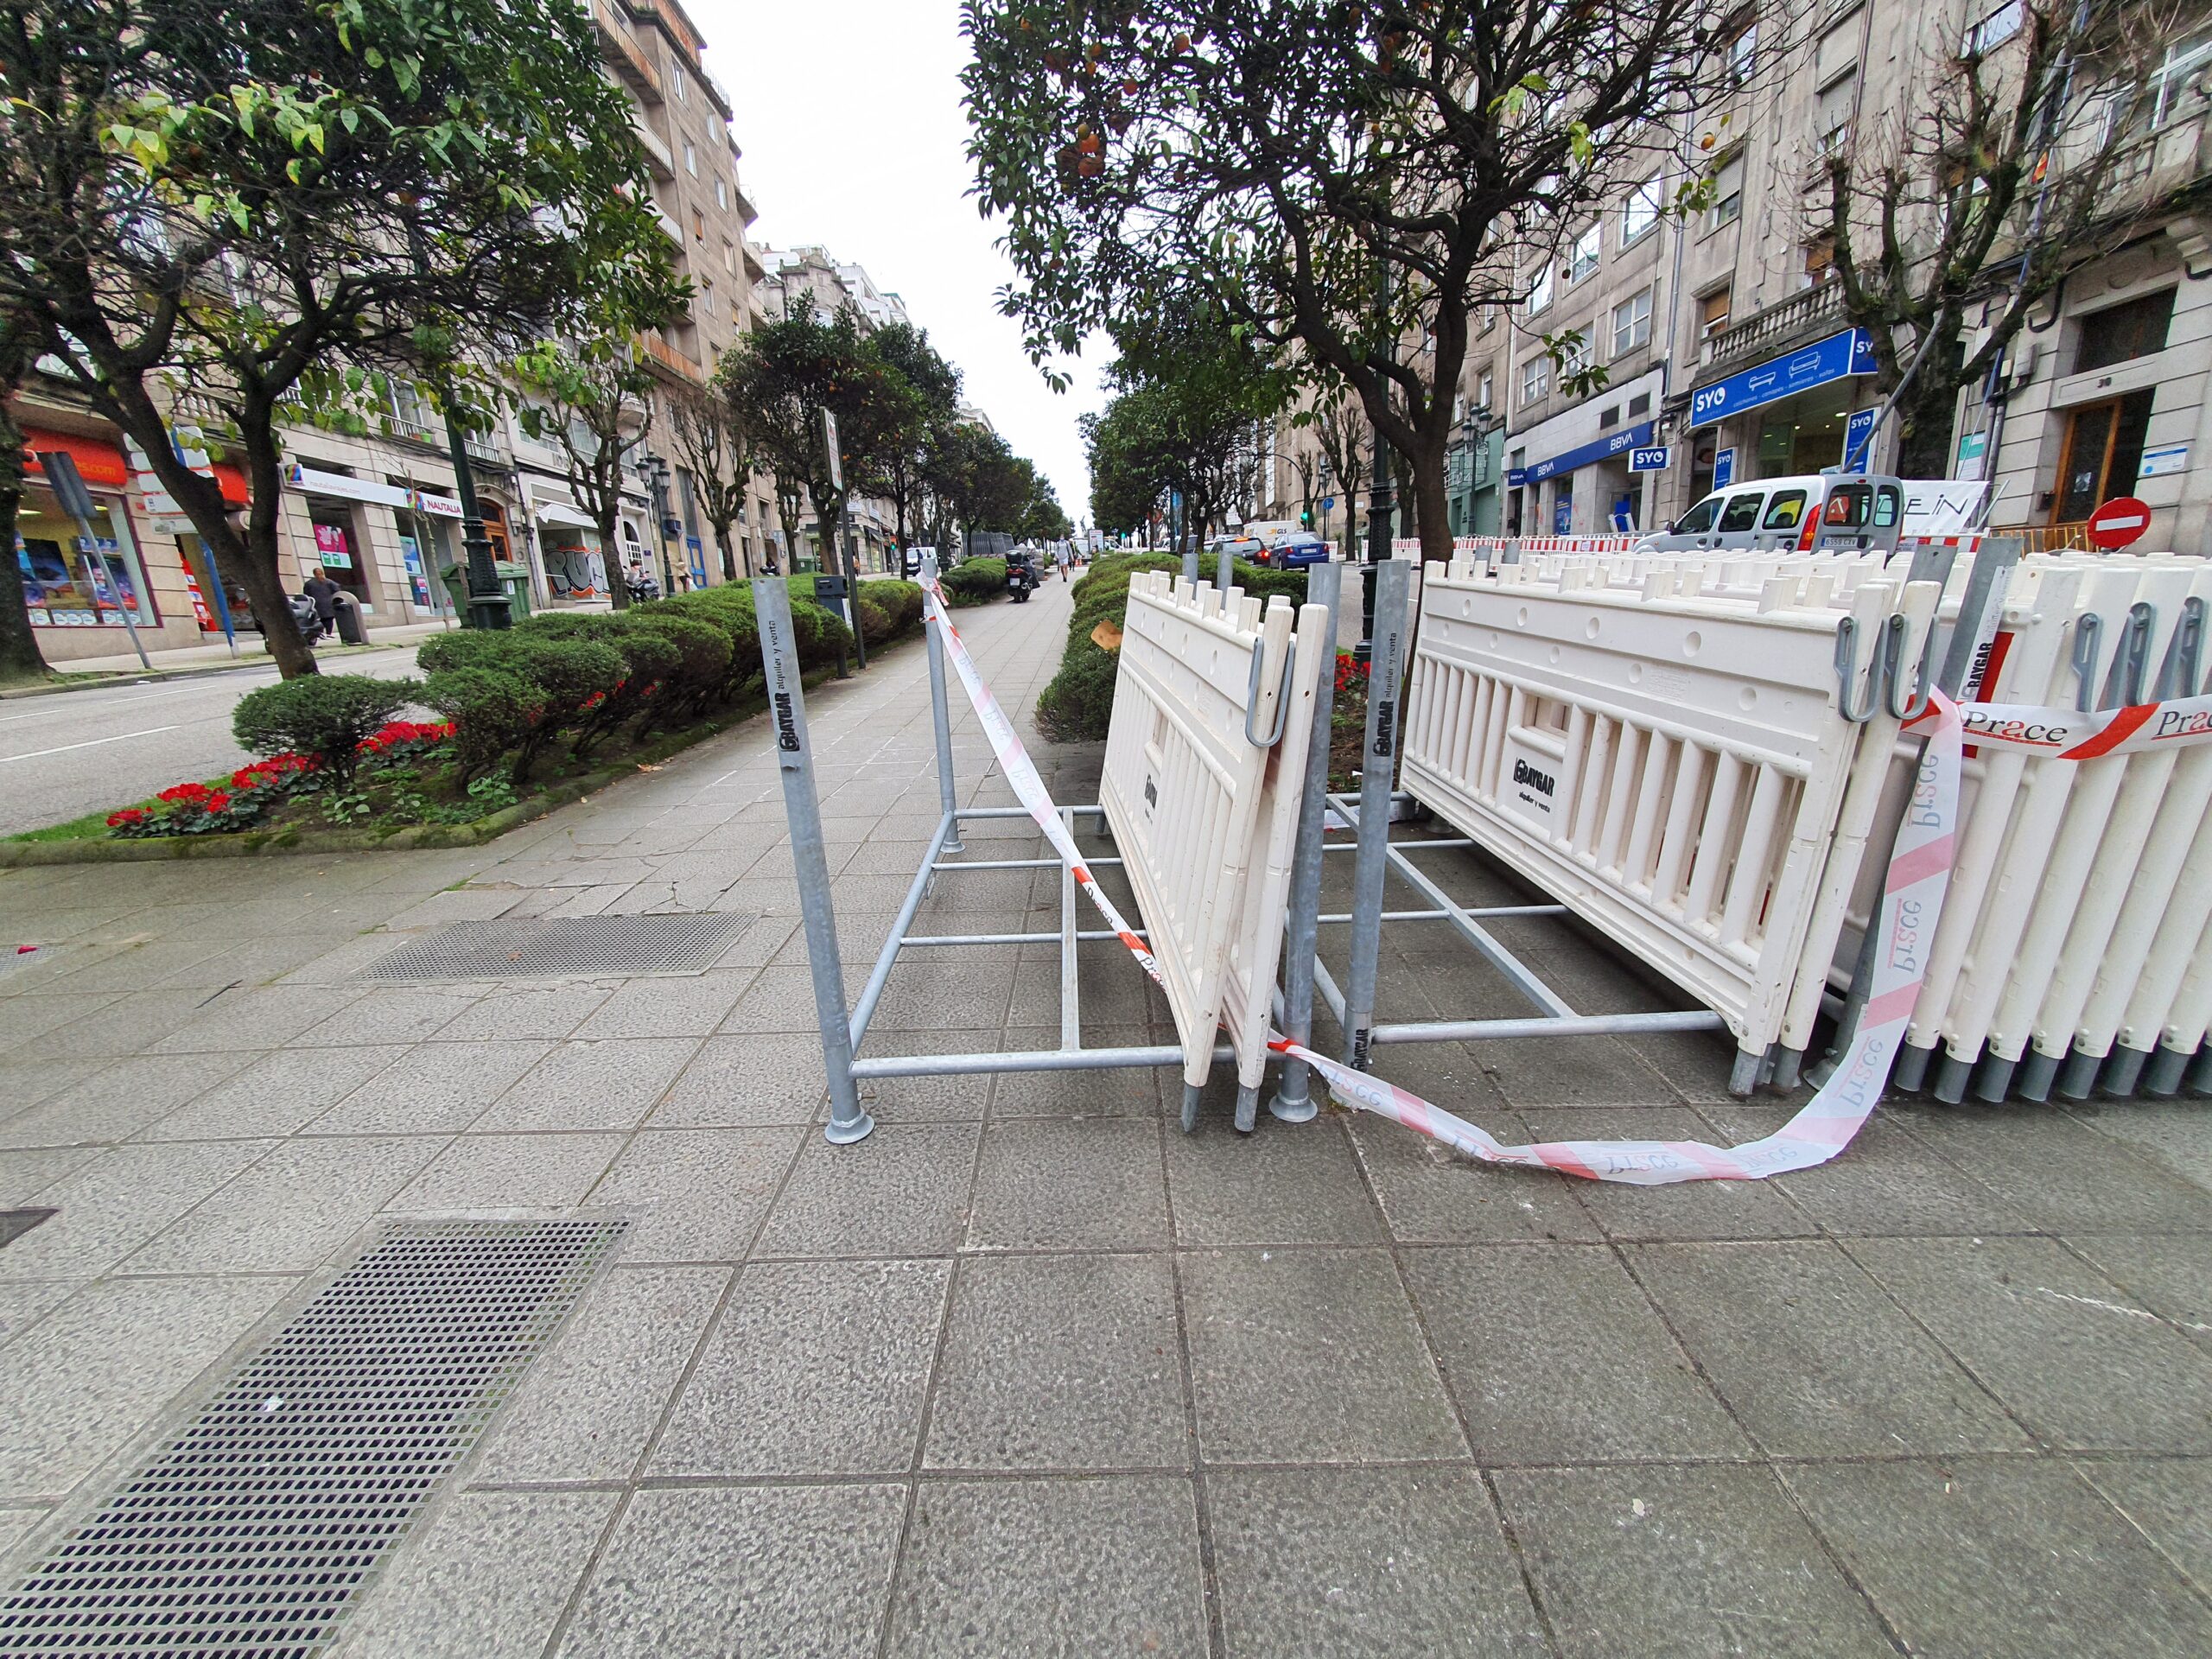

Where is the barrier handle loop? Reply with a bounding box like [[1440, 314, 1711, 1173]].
[[2107, 602, 2155, 709], [2072, 612, 2105, 713], [1833, 614, 1884, 724], [1241, 635, 1297, 747], [2164, 596, 2207, 700], [1882, 611, 1936, 723]]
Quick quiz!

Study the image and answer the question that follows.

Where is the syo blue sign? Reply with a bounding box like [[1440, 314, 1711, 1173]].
[[1689, 329, 1876, 428]]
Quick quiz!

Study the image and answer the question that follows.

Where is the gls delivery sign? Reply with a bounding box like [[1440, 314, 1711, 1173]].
[[1689, 329, 1878, 427]]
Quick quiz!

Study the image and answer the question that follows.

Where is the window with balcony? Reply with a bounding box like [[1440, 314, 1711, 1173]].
[[1700, 286, 1732, 339], [1611, 289, 1653, 357], [2075, 288, 2176, 373], [1622, 175, 1662, 245], [1962, 0, 2023, 57], [1802, 232, 1836, 289], [1567, 223, 1601, 283], [1707, 156, 1743, 230], [2109, 29, 2212, 141], [1526, 263, 1554, 316], [1522, 355, 1551, 404]]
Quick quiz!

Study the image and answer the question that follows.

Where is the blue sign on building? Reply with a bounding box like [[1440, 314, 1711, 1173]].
[[1506, 420, 1656, 488], [1713, 447, 1737, 490], [1842, 407, 1878, 471], [1627, 446, 1669, 474], [1688, 329, 1877, 428]]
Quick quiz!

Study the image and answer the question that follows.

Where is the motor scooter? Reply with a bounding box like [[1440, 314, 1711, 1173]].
[[1005, 552, 1039, 603]]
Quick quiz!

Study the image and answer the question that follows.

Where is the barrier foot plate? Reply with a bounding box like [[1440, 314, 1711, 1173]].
[[1179, 1083, 1203, 1135], [1234, 1083, 1261, 1135], [824, 1111, 876, 1147], [2014, 1049, 2060, 1103]]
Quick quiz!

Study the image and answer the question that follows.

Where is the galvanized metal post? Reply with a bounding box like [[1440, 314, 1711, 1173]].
[[921, 551, 963, 854], [1342, 558, 1408, 1068], [1268, 562, 1342, 1122], [753, 576, 874, 1146], [1216, 537, 1233, 593]]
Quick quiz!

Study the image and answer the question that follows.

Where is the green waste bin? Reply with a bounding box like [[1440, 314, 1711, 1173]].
[[439, 561, 534, 620]]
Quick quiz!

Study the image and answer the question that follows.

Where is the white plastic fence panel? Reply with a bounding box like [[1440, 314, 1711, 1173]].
[[1217, 604, 1332, 1089], [1402, 563, 1909, 1052], [1100, 573, 1290, 1086]]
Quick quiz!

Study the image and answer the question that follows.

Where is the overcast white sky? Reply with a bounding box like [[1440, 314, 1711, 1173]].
[[689, 0, 1105, 523]]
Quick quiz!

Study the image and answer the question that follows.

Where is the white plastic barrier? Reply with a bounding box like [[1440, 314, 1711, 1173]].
[[1101, 573, 1324, 1087], [1402, 559, 1936, 1059]]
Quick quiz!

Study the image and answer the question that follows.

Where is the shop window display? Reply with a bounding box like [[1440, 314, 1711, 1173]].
[[14, 485, 157, 630]]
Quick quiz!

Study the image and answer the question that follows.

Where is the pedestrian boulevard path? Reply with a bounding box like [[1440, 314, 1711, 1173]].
[[2, 576, 2209, 1656]]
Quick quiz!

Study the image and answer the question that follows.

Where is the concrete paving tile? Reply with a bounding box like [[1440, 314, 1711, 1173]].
[[142, 984, 353, 1053], [17, 988, 223, 1059], [1848, 1236, 2212, 1452], [1496, 1463, 1894, 1659], [2065, 1233, 2212, 1346], [650, 1033, 826, 1127], [0, 1502, 45, 1564], [884, 1476, 1205, 1659], [329, 1489, 616, 1659], [296, 988, 482, 1046], [0, 1140, 275, 1281], [0, 1283, 74, 1352], [0, 1060, 106, 1122], [31, 940, 230, 995], [121, 1136, 447, 1275], [1406, 1244, 1751, 1462], [925, 1254, 1185, 1471], [378, 889, 526, 930], [1344, 1112, 1600, 1243], [1700, 1104, 2036, 1236], [1166, 1117, 1387, 1247], [1518, 1109, 1817, 1241], [151, 933, 358, 990], [0, 1052, 256, 1148], [849, 1032, 997, 1124], [721, 964, 849, 1033], [967, 1118, 1167, 1250], [1212, 1465, 1549, 1658], [146, 1044, 411, 1140], [588, 1128, 801, 1262], [867, 962, 1017, 1034], [561, 1484, 905, 1659], [1181, 1248, 1466, 1464], [1903, 1105, 2212, 1233], [471, 1264, 728, 1484], [425, 982, 613, 1042], [277, 933, 428, 985], [0, 1147, 100, 1207], [2069, 1101, 2212, 1192], [1787, 1458, 2212, 1659], [986, 1053, 1163, 1117], [313, 1041, 553, 1135], [473, 1039, 700, 1133], [569, 972, 759, 1039], [651, 1257, 950, 1477], [1628, 1241, 2029, 1456], [385, 1133, 624, 1211], [2076, 1459, 2212, 1592], [753, 1123, 980, 1258], [0, 1274, 292, 1496], [1617, 1026, 1777, 1103]]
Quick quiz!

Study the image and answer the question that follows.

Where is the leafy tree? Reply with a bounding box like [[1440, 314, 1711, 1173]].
[[1307, 388, 1370, 561], [0, 0, 680, 675], [665, 368, 755, 583], [865, 322, 963, 558], [1018, 472, 1074, 543], [513, 336, 657, 610], [1815, 0, 2186, 476], [964, 0, 1749, 562], [0, 307, 49, 685]]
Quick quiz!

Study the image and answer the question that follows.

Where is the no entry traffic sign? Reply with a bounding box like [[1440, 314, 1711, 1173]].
[[2087, 496, 2152, 550]]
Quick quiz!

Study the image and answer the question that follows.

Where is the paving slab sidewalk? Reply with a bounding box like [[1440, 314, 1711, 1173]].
[[1, 575, 2209, 1656]]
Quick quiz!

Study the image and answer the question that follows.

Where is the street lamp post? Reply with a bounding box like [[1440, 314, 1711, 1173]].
[[1357, 261, 1395, 666], [402, 216, 508, 631], [641, 454, 678, 597]]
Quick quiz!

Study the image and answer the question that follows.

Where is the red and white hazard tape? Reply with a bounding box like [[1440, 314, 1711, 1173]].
[[920, 581, 2195, 1185]]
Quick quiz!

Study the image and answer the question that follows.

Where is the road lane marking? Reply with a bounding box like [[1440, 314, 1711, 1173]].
[[0, 724, 189, 764]]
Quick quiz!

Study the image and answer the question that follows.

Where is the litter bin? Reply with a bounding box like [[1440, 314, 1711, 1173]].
[[333, 592, 367, 645], [438, 561, 534, 621]]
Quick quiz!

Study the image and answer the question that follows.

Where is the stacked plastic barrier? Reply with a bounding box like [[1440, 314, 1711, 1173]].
[[1876, 551, 2212, 1103], [1402, 549, 1939, 1079], [1099, 572, 1329, 1092]]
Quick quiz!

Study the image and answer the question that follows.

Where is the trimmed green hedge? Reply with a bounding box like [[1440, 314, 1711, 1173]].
[[943, 556, 1008, 606], [232, 674, 420, 785]]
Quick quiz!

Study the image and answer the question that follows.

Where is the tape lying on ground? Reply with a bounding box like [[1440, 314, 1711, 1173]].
[[924, 578, 1961, 1185]]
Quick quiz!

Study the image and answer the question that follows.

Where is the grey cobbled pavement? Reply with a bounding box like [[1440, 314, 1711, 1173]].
[[3, 572, 2211, 1657]]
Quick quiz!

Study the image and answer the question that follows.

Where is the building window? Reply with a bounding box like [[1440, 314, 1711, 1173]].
[[1628, 390, 1651, 418], [691, 207, 705, 242], [1611, 289, 1653, 357], [683, 142, 698, 176], [2075, 288, 2177, 374], [1526, 263, 1554, 316], [1478, 304, 1497, 333], [1557, 333, 1591, 382], [1700, 286, 1732, 340], [701, 279, 715, 318], [1622, 176, 1662, 245], [1567, 223, 1601, 284], [671, 62, 687, 101], [1816, 71, 1857, 154], [1707, 156, 1743, 229], [1728, 22, 1757, 86], [1802, 233, 1835, 289], [1599, 404, 1620, 430], [1962, 0, 2023, 57], [1522, 355, 1550, 404], [723, 239, 737, 275], [1476, 372, 1493, 412], [715, 177, 728, 209]]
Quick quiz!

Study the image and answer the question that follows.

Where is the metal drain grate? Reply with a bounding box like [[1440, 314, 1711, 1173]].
[[0, 1217, 624, 1656], [361, 912, 756, 981]]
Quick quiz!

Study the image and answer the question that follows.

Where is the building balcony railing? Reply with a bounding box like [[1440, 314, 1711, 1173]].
[[592, 0, 663, 101], [633, 118, 675, 181], [1992, 520, 2092, 553], [1698, 280, 1846, 371], [639, 331, 705, 385]]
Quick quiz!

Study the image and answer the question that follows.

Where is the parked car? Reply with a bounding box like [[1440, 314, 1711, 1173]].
[[1272, 536, 1334, 569], [1632, 473, 1982, 555]]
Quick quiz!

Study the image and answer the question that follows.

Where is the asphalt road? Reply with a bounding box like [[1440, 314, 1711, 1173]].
[[0, 651, 425, 836]]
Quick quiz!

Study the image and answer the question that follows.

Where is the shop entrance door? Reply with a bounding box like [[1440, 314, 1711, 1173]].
[[2054, 391, 2154, 524]]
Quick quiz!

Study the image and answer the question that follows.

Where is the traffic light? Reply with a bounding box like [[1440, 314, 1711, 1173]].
[[1300, 505, 1313, 528]]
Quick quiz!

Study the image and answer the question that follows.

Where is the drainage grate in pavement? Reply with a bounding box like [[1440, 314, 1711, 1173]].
[[0, 1210, 54, 1249], [0, 1216, 625, 1656], [360, 912, 757, 981]]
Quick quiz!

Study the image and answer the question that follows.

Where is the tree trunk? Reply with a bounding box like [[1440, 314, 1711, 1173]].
[[711, 516, 738, 583], [602, 515, 632, 610], [1893, 376, 1963, 481], [228, 401, 319, 677], [1409, 435, 1453, 563], [0, 400, 53, 685]]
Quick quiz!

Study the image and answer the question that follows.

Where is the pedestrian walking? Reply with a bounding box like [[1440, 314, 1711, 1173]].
[[1054, 542, 1072, 582], [302, 570, 343, 640]]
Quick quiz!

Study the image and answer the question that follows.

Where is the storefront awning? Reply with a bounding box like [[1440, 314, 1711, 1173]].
[[535, 500, 597, 530], [22, 427, 130, 489], [1507, 422, 1655, 489], [287, 463, 412, 508], [1687, 327, 1876, 429]]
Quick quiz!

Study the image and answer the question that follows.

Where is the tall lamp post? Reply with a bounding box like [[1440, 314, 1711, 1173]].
[[640, 454, 679, 596], [403, 216, 508, 630], [1356, 262, 1395, 665]]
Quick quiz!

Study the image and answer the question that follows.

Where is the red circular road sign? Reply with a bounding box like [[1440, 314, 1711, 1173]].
[[2086, 496, 2153, 550]]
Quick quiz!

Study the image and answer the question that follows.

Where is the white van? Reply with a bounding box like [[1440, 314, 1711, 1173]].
[[1635, 474, 1984, 554]]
